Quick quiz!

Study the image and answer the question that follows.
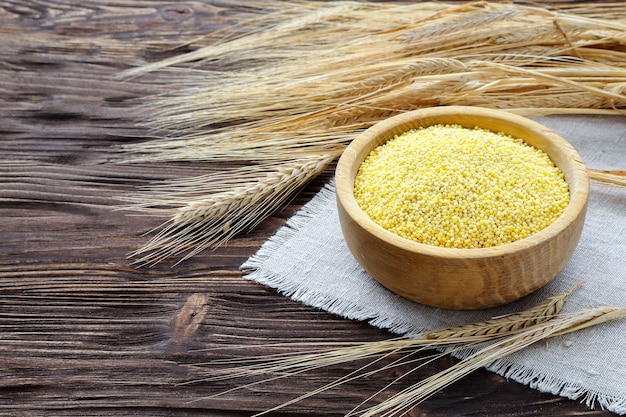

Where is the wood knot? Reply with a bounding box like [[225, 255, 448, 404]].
[[171, 293, 208, 350], [161, 5, 194, 21]]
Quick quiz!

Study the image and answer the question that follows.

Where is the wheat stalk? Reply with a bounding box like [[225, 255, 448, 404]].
[[185, 283, 582, 409], [127, 154, 335, 266], [188, 284, 626, 417], [171, 155, 330, 224], [352, 306, 626, 417]]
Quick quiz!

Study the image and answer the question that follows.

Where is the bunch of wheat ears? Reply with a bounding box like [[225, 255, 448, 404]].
[[183, 283, 626, 415], [120, 1, 626, 265]]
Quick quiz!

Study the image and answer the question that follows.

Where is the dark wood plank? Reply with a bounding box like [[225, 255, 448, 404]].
[[0, 1, 619, 416]]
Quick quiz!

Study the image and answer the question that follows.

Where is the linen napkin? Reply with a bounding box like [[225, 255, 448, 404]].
[[241, 114, 626, 414]]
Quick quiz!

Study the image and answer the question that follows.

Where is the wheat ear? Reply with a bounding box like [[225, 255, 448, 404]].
[[202, 284, 584, 415], [128, 154, 335, 266], [424, 281, 584, 340], [185, 283, 582, 410], [353, 306, 626, 417]]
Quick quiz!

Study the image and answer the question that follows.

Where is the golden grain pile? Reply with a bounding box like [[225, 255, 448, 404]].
[[353, 125, 570, 248], [120, 1, 626, 265]]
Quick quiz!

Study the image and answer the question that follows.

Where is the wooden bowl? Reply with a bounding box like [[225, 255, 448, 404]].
[[335, 106, 589, 310]]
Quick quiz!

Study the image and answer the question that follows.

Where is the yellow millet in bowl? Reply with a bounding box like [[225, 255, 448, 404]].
[[336, 106, 589, 309], [353, 124, 570, 249]]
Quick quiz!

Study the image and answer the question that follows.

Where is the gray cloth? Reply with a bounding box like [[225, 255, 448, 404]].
[[241, 115, 626, 414]]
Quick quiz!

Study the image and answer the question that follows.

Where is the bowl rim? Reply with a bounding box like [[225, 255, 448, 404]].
[[335, 106, 590, 260]]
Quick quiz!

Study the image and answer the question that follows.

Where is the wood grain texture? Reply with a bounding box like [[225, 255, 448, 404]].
[[0, 1, 618, 416]]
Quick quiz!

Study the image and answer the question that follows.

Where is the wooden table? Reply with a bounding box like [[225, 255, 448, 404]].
[[1, 1, 619, 415]]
